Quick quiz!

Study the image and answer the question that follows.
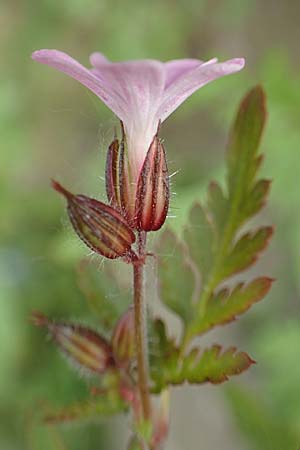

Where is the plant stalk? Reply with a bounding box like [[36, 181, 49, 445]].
[[133, 231, 152, 422]]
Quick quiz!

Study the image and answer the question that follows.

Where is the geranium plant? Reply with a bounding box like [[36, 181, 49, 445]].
[[31, 49, 272, 450]]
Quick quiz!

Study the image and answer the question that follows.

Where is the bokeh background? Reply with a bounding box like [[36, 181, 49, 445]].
[[1, 0, 300, 449]]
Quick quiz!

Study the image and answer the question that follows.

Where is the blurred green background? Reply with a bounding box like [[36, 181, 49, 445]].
[[1, 0, 300, 449]]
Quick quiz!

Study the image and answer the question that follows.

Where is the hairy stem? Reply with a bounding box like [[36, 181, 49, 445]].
[[133, 231, 152, 423]]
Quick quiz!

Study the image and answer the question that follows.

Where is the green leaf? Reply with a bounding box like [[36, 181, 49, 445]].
[[219, 226, 273, 281], [156, 229, 196, 325], [76, 259, 130, 332], [227, 85, 266, 200], [181, 86, 272, 340], [44, 391, 128, 424], [150, 320, 253, 392], [189, 277, 273, 336], [183, 345, 254, 385], [239, 179, 271, 223]]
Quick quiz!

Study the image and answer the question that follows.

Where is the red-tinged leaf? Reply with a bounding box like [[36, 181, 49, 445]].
[[189, 278, 273, 336], [184, 203, 214, 283], [180, 87, 272, 337], [219, 227, 274, 281], [156, 229, 197, 325], [150, 320, 254, 392], [239, 179, 272, 223], [183, 345, 255, 385], [151, 341, 254, 391]]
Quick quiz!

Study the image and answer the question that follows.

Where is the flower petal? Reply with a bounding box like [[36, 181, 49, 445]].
[[164, 58, 204, 88], [89, 52, 110, 66], [89, 59, 166, 125], [89, 59, 166, 177], [31, 49, 127, 119], [158, 58, 245, 122]]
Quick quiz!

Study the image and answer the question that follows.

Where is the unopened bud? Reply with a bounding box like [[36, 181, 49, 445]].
[[31, 311, 114, 374], [118, 135, 136, 225], [105, 138, 120, 210], [111, 307, 135, 367], [52, 180, 136, 260], [135, 135, 169, 231], [105, 125, 136, 225]]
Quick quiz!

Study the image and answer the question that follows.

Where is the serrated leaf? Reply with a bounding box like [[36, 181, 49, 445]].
[[227, 85, 266, 199], [150, 320, 253, 392], [76, 259, 130, 332], [184, 345, 254, 384], [224, 86, 268, 240], [219, 227, 273, 280], [151, 342, 254, 391], [157, 229, 196, 325], [189, 277, 273, 336], [44, 391, 128, 424], [184, 203, 214, 282], [180, 86, 272, 339], [239, 179, 271, 223]]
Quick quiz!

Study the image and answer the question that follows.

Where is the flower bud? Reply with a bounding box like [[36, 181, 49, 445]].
[[52, 180, 136, 260], [31, 311, 114, 374], [118, 135, 136, 225], [105, 138, 120, 210], [105, 125, 136, 226], [111, 307, 135, 367], [135, 135, 169, 231]]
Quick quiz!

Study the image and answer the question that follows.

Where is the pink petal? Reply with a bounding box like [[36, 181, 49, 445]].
[[89, 52, 110, 66], [158, 58, 245, 122], [32, 49, 127, 119], [164, 58, 204, 88], [89, 59, 165, 124], [88, 59, 166, 177]]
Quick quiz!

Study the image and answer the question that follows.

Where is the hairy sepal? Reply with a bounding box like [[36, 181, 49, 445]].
[[135, 135, 169, 231], [52, 180, 136, 260]]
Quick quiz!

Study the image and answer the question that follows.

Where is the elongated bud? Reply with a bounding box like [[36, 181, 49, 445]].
[[105, 138, 120, 209], [105, 124, 138, 227], [135, 135, 169, 231], [52, 180, 136, 260], [111, 307, 135, 367], [119, 134, 136, 225], [31, 311, 114, 374]]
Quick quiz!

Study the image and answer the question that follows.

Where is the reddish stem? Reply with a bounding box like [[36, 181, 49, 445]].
[[133, 231, 152, 422]]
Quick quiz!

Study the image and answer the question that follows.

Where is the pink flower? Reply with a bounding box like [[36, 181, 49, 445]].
[[31, 50, 245, 182]]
